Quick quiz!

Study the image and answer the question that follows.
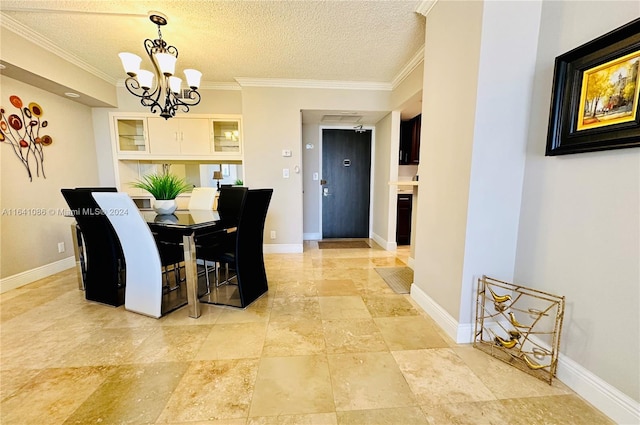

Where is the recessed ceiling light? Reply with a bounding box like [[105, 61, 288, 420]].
[[64, 92, 80, 98]]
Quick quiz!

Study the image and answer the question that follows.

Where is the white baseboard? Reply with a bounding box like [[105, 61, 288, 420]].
[[410, 283, 638, 424], [529, 335, 640, 425], [0, 256, 76, 293], [371, 232, 396, 251], [263, 243, 303, 254], [303, 233, 321, 240], [410, 283, 462, 342]]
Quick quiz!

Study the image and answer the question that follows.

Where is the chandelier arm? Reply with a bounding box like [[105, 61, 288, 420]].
[[123, 77, 164, 114]]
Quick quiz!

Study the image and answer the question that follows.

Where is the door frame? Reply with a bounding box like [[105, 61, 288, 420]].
[[318, 125, 376, 239]]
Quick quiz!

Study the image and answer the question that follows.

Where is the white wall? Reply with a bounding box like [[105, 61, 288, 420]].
[[413, 0, 484, 319], [0, 76, 100, 279], [459, 0, 543, 328], [371, 112, 400, 249], [515, 0, 640, 407], [240, 86, 391, 250], [302, 123, 321, 239]]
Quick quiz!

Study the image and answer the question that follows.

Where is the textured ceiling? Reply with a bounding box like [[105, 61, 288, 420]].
[[0, 0, 426, 86]]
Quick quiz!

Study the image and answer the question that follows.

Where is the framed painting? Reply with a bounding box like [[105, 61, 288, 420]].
[[546, 18, 640, 156]]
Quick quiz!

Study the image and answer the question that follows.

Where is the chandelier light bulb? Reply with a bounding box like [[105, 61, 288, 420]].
[[155, 53, 177, 76], [118, 52, 142, 76], [169, 76, 182, 94], [137, 69, 155, 90], [184, 69, 202, 89]]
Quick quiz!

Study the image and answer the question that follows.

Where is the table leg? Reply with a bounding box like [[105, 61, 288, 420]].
[[182, 232, 201, 318], [70, 223, 85, 291]]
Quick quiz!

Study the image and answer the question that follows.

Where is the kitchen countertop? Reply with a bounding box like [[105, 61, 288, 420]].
[[388, 181, 419, 186], [389, 181, 418, 195]]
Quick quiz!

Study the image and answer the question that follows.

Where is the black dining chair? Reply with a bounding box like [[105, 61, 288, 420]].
[[199, 188, 273, 308], [61, 187, 125, 306], [196, 186, 248, 290]]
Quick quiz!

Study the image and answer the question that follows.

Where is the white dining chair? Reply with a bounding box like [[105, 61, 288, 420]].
[[92, 192, 163, 318], [188, 187, 217, 210]]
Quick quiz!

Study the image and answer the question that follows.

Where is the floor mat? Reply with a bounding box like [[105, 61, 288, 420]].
[[317, 240, 370, 249], [375, 267, 413, 294]]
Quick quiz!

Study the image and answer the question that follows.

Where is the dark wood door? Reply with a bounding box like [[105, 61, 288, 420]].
[[322, 129, 371, 238]]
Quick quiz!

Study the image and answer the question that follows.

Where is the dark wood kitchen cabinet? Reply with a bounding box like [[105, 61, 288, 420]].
[[399, 114, 421, 165], [396, 193, 412, 245]]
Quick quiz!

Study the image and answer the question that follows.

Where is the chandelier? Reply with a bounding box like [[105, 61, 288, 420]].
[[118, 12, 202, 119]]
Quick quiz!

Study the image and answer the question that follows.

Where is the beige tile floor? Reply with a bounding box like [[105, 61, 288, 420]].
[[0, 241, 614, 425]]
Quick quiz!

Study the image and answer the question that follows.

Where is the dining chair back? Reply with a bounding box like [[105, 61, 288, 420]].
[[234, 189, 273, 306], [61, 187, 125, 306], [217, 186, 248, 224], [188, 187, 217, 210], [92, 192, 163, 318]]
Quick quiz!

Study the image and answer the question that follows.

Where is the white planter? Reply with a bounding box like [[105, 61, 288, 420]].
[[153, 199, 177, 215]]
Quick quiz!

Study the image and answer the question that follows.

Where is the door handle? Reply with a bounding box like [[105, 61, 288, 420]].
[[320, 179, 327, 185], [323, 187, 331, 197]]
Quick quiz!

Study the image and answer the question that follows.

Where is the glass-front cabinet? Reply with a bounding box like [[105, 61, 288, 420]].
[[211, 119, 242, 155], [114, 116, 148, 154], [111, 113, 242, 160]]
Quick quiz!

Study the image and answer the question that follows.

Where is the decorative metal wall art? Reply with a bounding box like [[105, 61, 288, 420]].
[[474, 275, 565, 384], [0, 95, 53, 181]]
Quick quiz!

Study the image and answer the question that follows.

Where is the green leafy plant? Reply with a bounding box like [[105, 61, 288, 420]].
[[234, 179, 244, 186], [131, 173, 191, 200]]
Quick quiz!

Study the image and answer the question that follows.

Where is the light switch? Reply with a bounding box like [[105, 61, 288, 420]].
[[282, 168, 290, 178], [312, 172, 319, 181], [282, 149, 292, 157]]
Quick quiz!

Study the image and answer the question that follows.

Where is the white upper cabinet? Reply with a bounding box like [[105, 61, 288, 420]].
[[147, 118, 181, 155], [112, 114, 242, 160], [179, 119, 211, 155], [147, 117, 210, 156]]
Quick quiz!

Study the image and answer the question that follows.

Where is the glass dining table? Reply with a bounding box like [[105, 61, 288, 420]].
[[143, 209, 228, 318]]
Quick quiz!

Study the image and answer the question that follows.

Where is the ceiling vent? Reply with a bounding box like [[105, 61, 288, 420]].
[[321, 114, 363, 123], [176, 88, 194, 100]]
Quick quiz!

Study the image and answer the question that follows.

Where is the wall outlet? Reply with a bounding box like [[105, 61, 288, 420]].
[[270, 230, 276, 239], [57, 242, 65, 253]]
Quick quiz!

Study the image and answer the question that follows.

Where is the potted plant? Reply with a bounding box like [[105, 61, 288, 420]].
[[132, 172, 191, 215]]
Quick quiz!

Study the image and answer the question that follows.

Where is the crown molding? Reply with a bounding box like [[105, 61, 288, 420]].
[[200, 82, 242, 91], [0, 12, 116, 85], [415, 0, 438, 17], [391, 45, 424, 90], [234, 78, 392, 91], [115, 80, 242, 91]]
